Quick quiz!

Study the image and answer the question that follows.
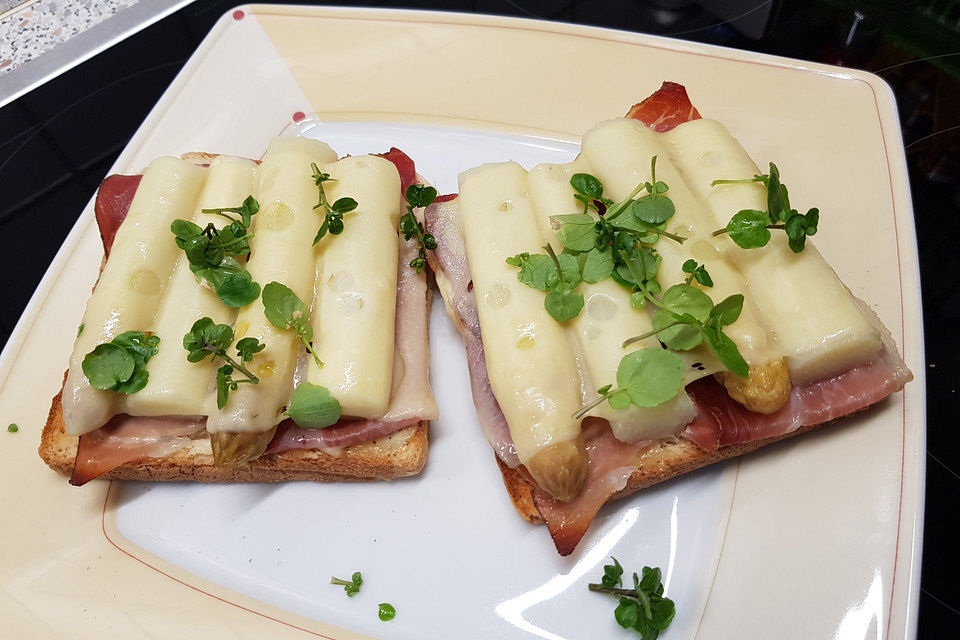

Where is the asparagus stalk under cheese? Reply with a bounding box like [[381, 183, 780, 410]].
[[457, 162, 587, 501], [62, 157, 207, 436], [206, 137, 337, 447], [662, 119, 882, 384], [124, 156, 259, 417], [527, 161, 697, 443], [581, 118, 783, 368], [307, 155, 400, 419]]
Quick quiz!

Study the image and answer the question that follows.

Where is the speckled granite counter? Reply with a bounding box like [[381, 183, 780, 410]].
[[1, 1, 140, 73]]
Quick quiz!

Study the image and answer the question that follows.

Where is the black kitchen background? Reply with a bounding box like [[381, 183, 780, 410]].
[[1, 1, 958, 636]]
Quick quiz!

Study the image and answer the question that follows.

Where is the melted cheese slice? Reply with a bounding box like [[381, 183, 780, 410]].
[[662, 119, 882, 384], [307, 155, 400, 419], [582, 118, 782, 368], [457, 162, 584, 464], [527, 160, 697, 443], [125, 156, 258, 417], [206, 137, 337, 433], [62, 157, 207, 436]]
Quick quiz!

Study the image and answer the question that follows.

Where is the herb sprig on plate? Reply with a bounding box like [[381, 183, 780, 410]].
[[589, 558, 676, 639], [311, 163, 358, 244]]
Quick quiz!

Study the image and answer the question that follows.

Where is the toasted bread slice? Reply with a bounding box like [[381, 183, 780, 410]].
[[497, 419, 848, 523], [39, 387, 428, 482]]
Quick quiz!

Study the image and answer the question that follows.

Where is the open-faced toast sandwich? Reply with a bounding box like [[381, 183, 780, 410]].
[[421, 82, 913, 555], [40, 138, 439, 485]]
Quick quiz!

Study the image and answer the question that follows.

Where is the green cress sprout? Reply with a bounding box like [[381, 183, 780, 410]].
[[573, 349, 684, 420], [285, 383, 341, 430], [8, 423, 19, 433], [82, 331, 160, 394], [400, 184, 439, 274], [681, 259, 713, 287], [171, 195, 260, 308], [311, 163, 358, 244], [589, 558, 676, 639], [182, 318, 265, 409], [378, 603, 397, 622], [261, 281, 322, 366], [331, 572, 363, 597], [710, 162, 819, 253]]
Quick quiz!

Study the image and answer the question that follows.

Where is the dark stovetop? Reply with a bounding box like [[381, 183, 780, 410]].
[[1, 1, 958, 636]]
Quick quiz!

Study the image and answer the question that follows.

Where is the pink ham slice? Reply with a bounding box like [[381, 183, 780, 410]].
[[71, 148, 433, 485], [424, 198, 520, 467]]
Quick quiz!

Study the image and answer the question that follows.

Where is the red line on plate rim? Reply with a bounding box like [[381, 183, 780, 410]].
[[100, 481, 339, 639], [96, 9, 911, 636]]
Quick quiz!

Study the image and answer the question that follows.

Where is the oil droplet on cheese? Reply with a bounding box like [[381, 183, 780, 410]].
[[235, 320, 249, 339], [484, 282, 511, 308], [499, 200, 514, 212], [329, 270, 355, 292], [586, 293, 617, 321], [691, 240, 720, 263], [515, 322, 536, 349], [257, 362, 275, 378], [338, 292, 363, 312], [699, 151, 722, 165], [262, 201, 294, 231], [129, 269, 161, 295]]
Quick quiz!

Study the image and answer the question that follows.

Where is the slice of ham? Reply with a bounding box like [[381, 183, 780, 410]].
[[71, 146, 434, 484], [423, 198, 520, 467], [624, 81, 702, 132], [70, 414, 205, 485], [94, 173, 142, 258], [532, 419, 651, 555]]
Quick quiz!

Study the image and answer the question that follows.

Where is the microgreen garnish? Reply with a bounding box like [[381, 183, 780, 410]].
[[311, 162, 358, 244], [710, 162, 819, 253], [201, 195, 260, 228], [286, 382, 341, 429], [82, 331, 160, 394], [77, 323, 84, 337], [171, 197, 260, 308], [589, 559, 676, 639], [681, 259, 713, 287], [378, 603, 397, 622], [573, 348, 684, 419], [7, 423, 19, 433], [400, 184, 439, 273], [182, 317, 264, 409], [330, 571, 363, 597], [506, 245, 586, 322], [262, 281, 322, 366]]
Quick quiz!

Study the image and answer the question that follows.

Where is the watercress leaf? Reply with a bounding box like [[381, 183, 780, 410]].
[[693, 266, 714, 288], [581, 247, 614, 283], [726, 209, 771, 249], [653, 309, 703, 350], [608, 389, 632, 409], [171, 219, 203, 238], [547, 253, 582, 288], [262, 281, 307, 330], [239, 195, 259, 227], [82, 343, 135, 390], [602, 557, 624, 588], [555, 214, 599, 252], [512, 254, 554, 291], [653, 180, 669, 194], [682, 259, 697, 273], [114, 363, 150, 394], [286, 382, 342, 429], [216, 365, 233, 409], [423, 233, 437, 250], [766, 162, 786, 223], [570, 173, 604, 199], [597, 384, 613, 395], [631, 195, 675, 225], [709, 294, 744, 327], [661, 284, 713, 321], [406, 184, 438, 208], [378, 603, 396, 622], [648, 598, 676, 631], [630, 290, 646, 309], [804, 208, 819, 235], [505, 253, 528, 268], [313, 217, 330, 245], [236, 337, 265, 362], [616, 348, 684, 407], [639, 566, 662, 593], [544, 286, 583, 322], [331, 197, 358, 213], [614, 598, 641, 630], [112, 331, 160, 364], [701, 325, 749, 378], [200, 258, 261, 307]]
